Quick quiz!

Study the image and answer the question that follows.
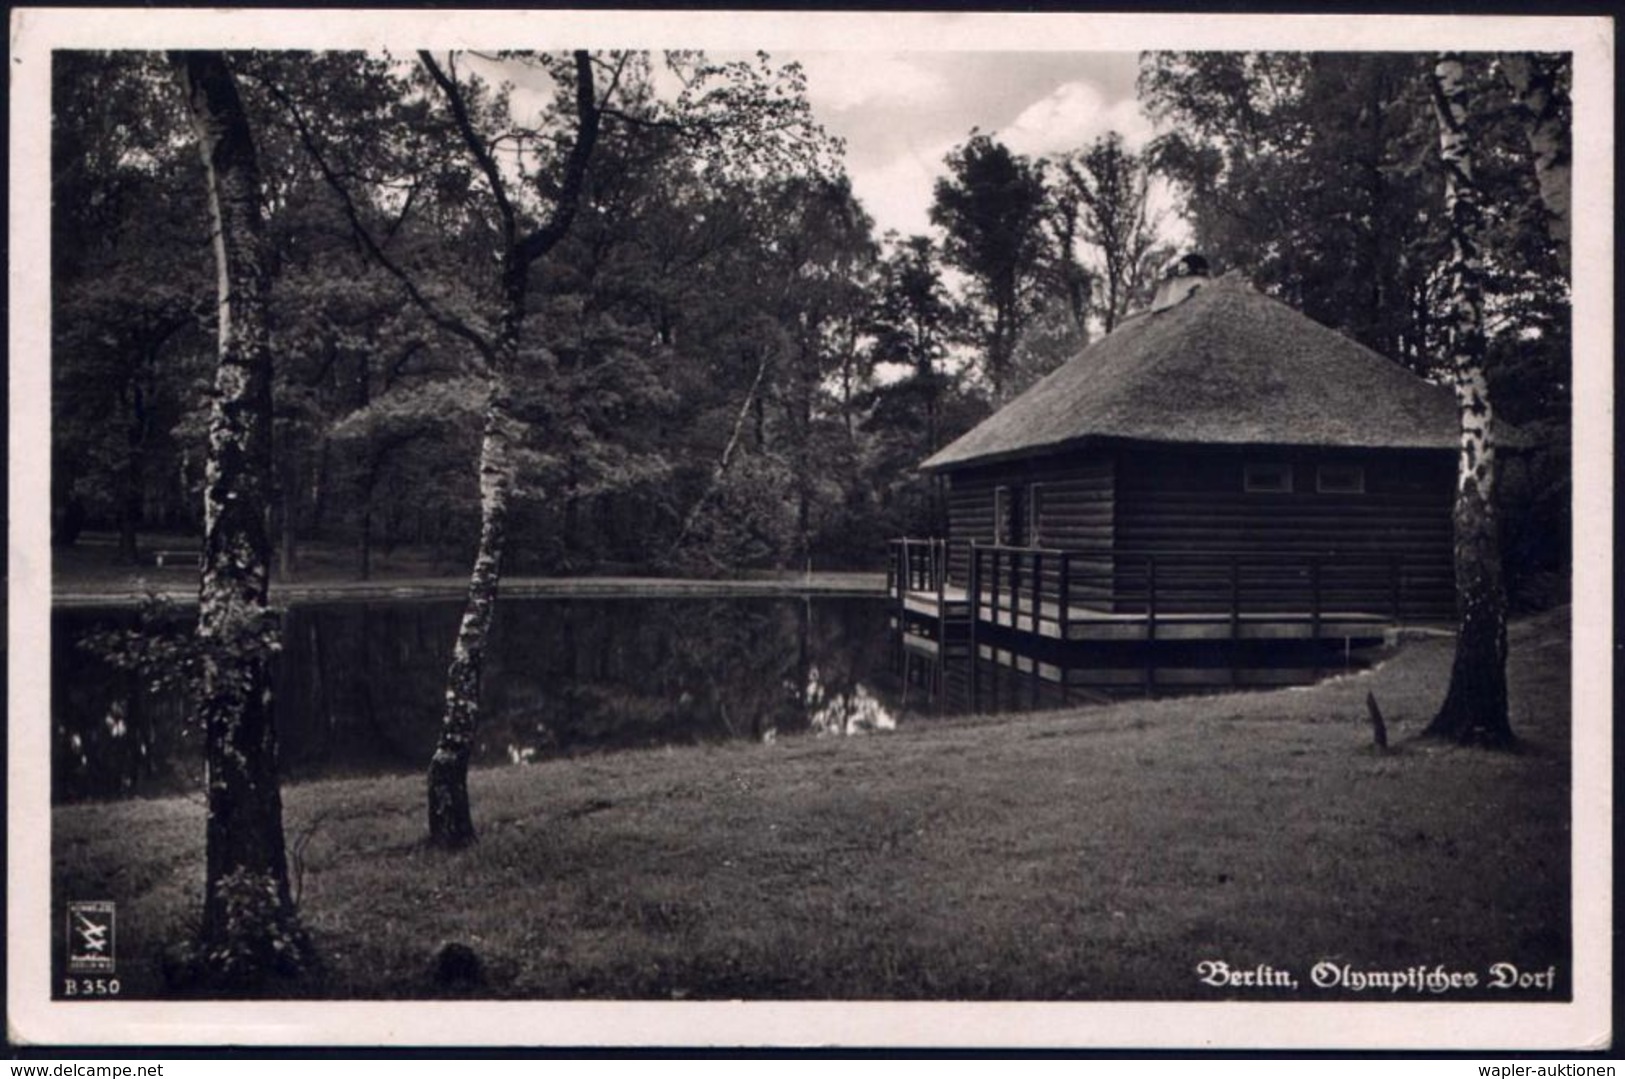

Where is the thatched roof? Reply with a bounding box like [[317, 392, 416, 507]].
[[922, 273, 1460, 472]]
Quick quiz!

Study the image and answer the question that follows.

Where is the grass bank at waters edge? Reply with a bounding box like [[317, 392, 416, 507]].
[[52, 608, 1572, 1001]]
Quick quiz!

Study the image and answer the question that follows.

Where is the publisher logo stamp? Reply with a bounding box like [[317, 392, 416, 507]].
[[66, 901, 115, 974]]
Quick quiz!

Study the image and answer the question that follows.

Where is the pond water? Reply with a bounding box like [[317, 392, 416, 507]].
[[52, 594, 1374, 803], [52, 595, 960, 803]]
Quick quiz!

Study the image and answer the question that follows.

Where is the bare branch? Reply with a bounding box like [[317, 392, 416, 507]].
[[599, 106, 685, 135], [382, 176, 422, 245], [600, 51, 631, 106], [517, 50, 601, 265], [418, 49, 519, 249], [253, 71, 496, 368]]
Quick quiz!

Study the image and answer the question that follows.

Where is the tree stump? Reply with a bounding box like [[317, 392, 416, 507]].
[[1366, 691, 1389, 752]]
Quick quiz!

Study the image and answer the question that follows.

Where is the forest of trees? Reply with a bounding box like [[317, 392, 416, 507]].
[[50, 49, 1175, 584], [53, 50, 1569, 606]]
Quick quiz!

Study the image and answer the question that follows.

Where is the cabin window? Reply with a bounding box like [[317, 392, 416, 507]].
[[1027, 483, 1044, 546], [1317, 464, 1366, 494], [1243, 463, 1294, 494]]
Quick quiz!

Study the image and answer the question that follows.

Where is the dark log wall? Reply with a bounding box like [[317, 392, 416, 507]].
[[1113, 446, 1456, 618], [938, 443, 1455, 619], [944, 474, 996, 586], [944, 453, 1115, 595], [1033, 457, 1114, 601]]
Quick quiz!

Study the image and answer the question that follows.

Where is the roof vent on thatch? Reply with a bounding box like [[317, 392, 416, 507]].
[[1148, 252, 1210, 314]]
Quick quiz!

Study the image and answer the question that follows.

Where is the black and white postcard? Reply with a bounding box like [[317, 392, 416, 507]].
[[8, 7, 1613, 1050]]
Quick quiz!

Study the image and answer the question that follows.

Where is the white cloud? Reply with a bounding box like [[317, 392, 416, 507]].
[[1002, 79, 1156, 160], [792, 52, 952, 114], [460, 52, 560, 124], [844, 81, 1192, 264], [847, 135, 959, 239]]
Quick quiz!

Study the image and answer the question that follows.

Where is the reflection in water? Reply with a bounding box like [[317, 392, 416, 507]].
[[53, 596, 1376, 802], [54, 596, 930, 802]]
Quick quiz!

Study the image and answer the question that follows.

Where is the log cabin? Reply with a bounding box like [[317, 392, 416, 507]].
[[888, 257, 1461, 652]]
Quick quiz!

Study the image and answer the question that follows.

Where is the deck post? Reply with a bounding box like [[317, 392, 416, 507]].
[[1229, 555, 1241, 687], [991, 547, 1001, 629], [1309, 556, 1323, 679], [1310, 557, 1322, 640], [1390, 554, 1403, 622], [1058, 551, 1071, 641], [1032, 551, 1043, 635], [1143, 555, 1157, 695], [1229, 555, 1241, 642], [1005, 549, 1015, 631], [899, 539, 908, 591], [935, 538, 946, 618], [968, 544, 981, 690], [1146, 555, 1158, 641], [1008, 549, 1018, 630], [1009, 549, 1020, 631]]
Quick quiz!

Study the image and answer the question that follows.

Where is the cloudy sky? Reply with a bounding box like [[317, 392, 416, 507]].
[[478, 47, 1174, 246], [780, 50, 1158, 238]]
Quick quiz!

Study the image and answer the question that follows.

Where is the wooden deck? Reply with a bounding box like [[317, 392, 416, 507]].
[[969, 642, 1331, 689], [885, 536, 1452, 648], [901, 585, 1394, 643], [898, 629, 1352, 691], [888, 539, 1420, 699]]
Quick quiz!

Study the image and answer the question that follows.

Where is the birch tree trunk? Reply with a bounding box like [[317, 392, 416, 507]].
[[282, 49, 598, 846], [1423, 52, 1514, 748], [117, 379, 145, 564], [426, 368, 519, 846], [172, 50, 314, 980], [671, 347, 770, 554]]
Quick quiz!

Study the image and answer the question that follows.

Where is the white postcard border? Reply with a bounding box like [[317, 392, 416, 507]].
[[8, 7, 1613, 1050]]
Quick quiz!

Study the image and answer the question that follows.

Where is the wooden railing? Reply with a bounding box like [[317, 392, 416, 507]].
[[961, 544, 1453, 637], [887, 538, 949, 603], [969, 543, 1070, 636]]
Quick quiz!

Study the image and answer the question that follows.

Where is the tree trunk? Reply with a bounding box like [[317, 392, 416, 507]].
[[172, 49, 313, 983], [672, 348, 769, 555], [310, 437, 331, 538], [357, 500, 373, 582], [989, 299, 1012, 403], [287, 49, 599, 849], [1423, 52, 1514, 749], [796, 341, 814, 568], [426, 372, 517, 847], [925, 385, 939, 457], [279, 452, 298, 582], [562, 489, 580, 571], [117, 384, 143, 565]]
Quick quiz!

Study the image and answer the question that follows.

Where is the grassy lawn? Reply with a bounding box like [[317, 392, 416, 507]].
[[51, 608, 1572, 1000]]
